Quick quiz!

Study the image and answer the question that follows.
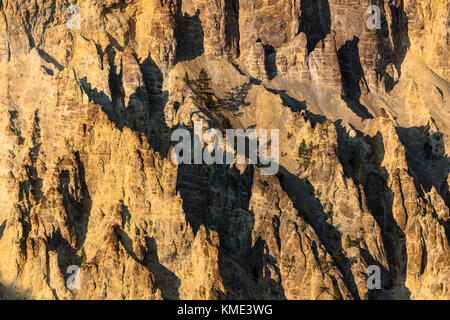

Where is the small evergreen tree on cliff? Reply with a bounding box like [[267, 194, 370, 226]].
[[194, 68, 215, 109], [183, 71, 190, 86]]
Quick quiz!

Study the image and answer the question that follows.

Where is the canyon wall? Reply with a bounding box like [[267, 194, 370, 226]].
[[0, 0, 448, 300]]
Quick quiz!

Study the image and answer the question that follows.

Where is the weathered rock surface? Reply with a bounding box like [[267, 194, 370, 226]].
[[0, 0, 448, 300]]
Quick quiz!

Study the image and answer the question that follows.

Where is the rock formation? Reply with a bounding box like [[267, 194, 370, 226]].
[[0, 0, 448, 300]]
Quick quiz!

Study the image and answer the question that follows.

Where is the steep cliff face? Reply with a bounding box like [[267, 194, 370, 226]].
[[0, 0, 448, 300]]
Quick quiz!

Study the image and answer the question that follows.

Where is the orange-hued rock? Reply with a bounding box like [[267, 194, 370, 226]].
[[0, 0, 448, 300]]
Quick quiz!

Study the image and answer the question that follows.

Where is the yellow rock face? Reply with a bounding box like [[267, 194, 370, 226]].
[[0, 0, 448, 300]]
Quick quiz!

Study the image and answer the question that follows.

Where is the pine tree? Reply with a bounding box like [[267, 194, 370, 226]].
[[183, 71, 190, 86], [80, 247, 88, 269], [345, 235, 353, 249], [297, 139, 308, 158], [194, 68, 215, 109], [297, 139, 313, 170]]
